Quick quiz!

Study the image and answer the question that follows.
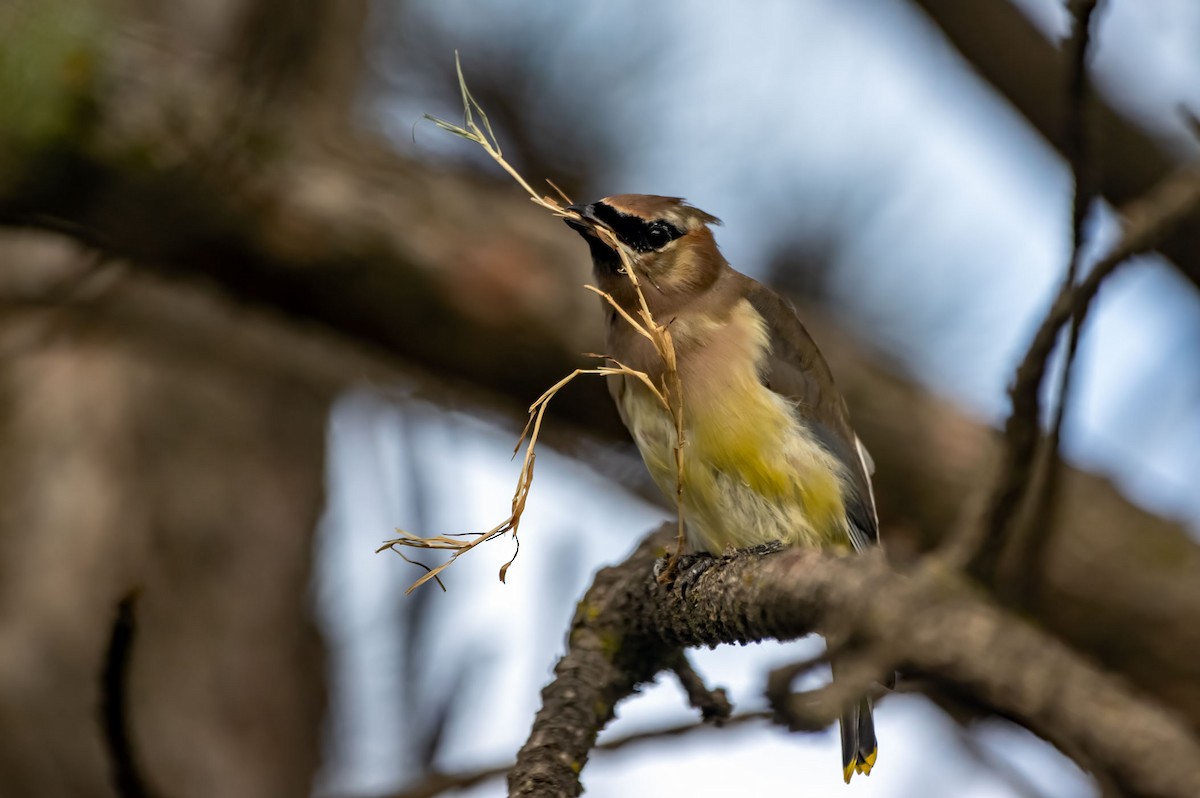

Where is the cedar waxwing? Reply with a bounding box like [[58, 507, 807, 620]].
[[565, 194, 881, 784]]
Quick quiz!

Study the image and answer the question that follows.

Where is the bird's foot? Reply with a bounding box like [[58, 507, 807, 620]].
[[659, 551, 716, 601]]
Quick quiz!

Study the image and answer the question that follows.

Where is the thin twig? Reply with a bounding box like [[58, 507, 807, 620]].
[[1004, 0, 1104, 602], [669, 652, 733, 723], [965, 162, 1200, 581], [953, 725, 1057, 798], [765, 649, 893, 734], [343, 711, 770, 798]]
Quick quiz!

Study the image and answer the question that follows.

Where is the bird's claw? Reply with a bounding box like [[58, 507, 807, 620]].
[[671, 552, 717, 601]]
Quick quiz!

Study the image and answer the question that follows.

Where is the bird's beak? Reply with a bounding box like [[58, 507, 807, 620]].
[[565, 202, 623, 271], [564, 203, 599, 236]]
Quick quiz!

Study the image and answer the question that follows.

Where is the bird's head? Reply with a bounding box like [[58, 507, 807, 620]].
[[565, 195, 725, 301]]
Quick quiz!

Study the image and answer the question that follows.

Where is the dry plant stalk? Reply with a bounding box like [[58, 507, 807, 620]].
[[378, 53, 688, 593]]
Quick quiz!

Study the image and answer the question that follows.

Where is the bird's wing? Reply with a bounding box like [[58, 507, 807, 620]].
[[744, 279, 879, 549]]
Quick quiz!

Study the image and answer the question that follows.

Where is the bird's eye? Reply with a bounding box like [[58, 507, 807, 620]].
[[646, 223, 672, 249]]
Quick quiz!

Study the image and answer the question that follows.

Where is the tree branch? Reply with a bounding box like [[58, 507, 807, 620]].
[[508, 530, 679, 797], [1014, 0, 1105, 605], [968, 162, 1200, 583], [908, 0, 1200, 292], [511, 527, 1200, 797], [668, 651, 733, 723]]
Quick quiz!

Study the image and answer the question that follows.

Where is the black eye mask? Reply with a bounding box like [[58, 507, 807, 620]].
[[590, 203, 685, 253]]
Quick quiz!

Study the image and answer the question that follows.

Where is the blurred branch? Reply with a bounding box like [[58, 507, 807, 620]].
[[765, 650, 889, 734], [1014, 0, 1105, 604], [953, 725, 1057, 798], [965, 162, 1200, 584], [1063, 0, 1103, 250], [909, 0, 1200, 292], [0, 6, 611, 437], [511, 527, 1200, 797], [345, 710, 770, 798], [669, 652, 733, 723], [100, 594, 153, 798]]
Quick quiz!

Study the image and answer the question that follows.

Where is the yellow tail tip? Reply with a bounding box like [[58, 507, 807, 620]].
[[843, 748, 878, 783]]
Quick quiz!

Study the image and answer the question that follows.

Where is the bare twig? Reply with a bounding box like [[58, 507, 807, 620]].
[[953, 725, 1057, 798], [964, 162, 1200, 583], [595, 709, 769, 752], [1064, 1, 1103, 256], [764, 654, 835, 732], [765, 650, 892, 734], [337, 710, 770, 798], [669, 652, 733, 723], [1001, 0, 1105, 603]]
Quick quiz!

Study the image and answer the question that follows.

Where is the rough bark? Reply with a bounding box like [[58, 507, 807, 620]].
[[510, 527, 1200, 798]]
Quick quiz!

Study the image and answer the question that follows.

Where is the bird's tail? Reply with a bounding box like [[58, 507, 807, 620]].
[[839, 694, 877, 784]]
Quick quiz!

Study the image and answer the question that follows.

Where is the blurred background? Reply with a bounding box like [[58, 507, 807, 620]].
[[2, 1, 1199, 797]]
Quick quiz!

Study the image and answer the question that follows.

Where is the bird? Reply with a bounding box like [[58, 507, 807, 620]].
[[564, 194, 881, 784]]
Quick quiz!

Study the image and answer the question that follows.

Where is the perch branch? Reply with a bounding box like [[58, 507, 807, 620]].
[[511, 526, 1200, 797]]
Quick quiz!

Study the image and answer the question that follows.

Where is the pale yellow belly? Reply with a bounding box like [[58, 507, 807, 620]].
[[619, 378, 852, 554]]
